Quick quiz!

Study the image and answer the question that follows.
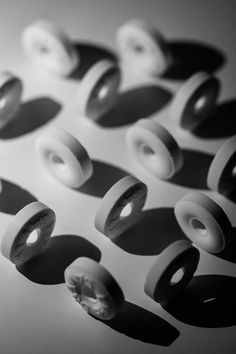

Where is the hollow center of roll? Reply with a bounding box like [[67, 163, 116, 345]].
[[203, 297, 216, 303], [120, 202, 133, 218], [194, 96, 207, 113], [0, 96, 7, 109], [191, 218, 208, 236], [34, 41, 50, 54], [142, 144, 157, 162], [82, 282, 98, 303], [26, 229, 39, 245], [170, 268, 185, 285], [130, 39, 144, 54], [50, 153, 66, 170], [98, 85, 109, 100]]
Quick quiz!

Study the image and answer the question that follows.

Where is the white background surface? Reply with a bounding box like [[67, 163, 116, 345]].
[[0, 0, 236, 353]]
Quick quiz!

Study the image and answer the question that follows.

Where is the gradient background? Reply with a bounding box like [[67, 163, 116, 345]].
[[0, 0, 236, 353]]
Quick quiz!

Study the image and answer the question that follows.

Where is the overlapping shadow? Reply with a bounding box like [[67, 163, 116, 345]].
[[216, 227, 236, 264], [69, 42, 117, 80], [0, 179, 37, 215], [98, 86, 172, 128], [163, 274, 236, 327], [163, 40, 225, 80], [193, 99, 236, 139], [168, 149, 213, 189], [96, 301, 179, 346], [17, 235, 101, 285], [114, 208, 186, 255], [77, 160, 129, 198], [0, 97, 61, 140]]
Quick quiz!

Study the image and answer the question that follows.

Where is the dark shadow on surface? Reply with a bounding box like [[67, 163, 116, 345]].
[[0, 179, 37, 215], [193, 99, 236, 139], [98, 86, 172, 128], [163, 274, 236, 328], [114, 208, 186, 255], [0, 97, 61, 140], [163, 40, 226, 80], [17, 235, 101, 285], [216, 228, 236, 264], [77, 160, 129, 198], [69, 42, 117, 80], [96, 301, 179, 346], [168, 149, 214, 189]]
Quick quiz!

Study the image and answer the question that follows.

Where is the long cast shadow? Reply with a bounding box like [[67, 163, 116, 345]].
[[168, 149, 214, 189], [114, 208, 186, 255], [98, 86, 172, 128], [69, 42, 117, 80], [163, 274, 236, 327], [95, 301, 179, 346], [0, 97, 61, 139], [193, 99, 236, 139], [0, 179, 37, 215], [163, 40, 225, 80], [17, 235, 101, 285], [77, 160, 129, 198]]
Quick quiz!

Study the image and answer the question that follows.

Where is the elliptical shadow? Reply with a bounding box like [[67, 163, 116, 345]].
[[193, 99, 236, 139], [16, 235, 101, 285], [216, 228, 236, 264], [69, 42, 117, 80], [168, 149, 214, 189], [0, 97, 61, 140], [77, 159, 129, 198], [98, 86, 172, 128], [163, 40, 226, 80], [163, 274, 236, 327], [0, 179, 37, 215], [114, 208, 186, 256], [96, 301, 179, 346]]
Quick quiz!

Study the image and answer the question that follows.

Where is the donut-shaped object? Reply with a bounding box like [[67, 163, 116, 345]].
[[95, 175, 147, 240], [75, 59, 120, 121], [22, 20, 78, 76], [64, 257, 125, 320], [144, 240, 200, 304], [126, 119, 183, 179], [174, 192, 232, 253], [170, 71, 220, 131], [1, 201, 56, 266], [207, 135, 236, 199], [0, 72, 23, 129], [35, 128, 93, 188], [116, 19, 171, 76]]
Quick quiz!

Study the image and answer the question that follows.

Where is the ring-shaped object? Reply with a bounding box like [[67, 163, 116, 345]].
[[170, 71, 220, 131], [174, 192, 232, 253], [95, 175, 147, 240], [64, 257, 125, 320], [207, 135, 236, 199], [1, 202, 56, 266], [126, 119, 183, 179], [144, 240, 200, 304], [0, 72, 23, 129], [22, 20, 79, 76], [75, 59, 120, 121], [116, 19, 171, 76], [35, 128, 93, 188]]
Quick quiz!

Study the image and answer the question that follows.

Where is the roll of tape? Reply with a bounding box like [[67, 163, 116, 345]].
[[116, 19, 171, 76], [174, 192, 232, 253], [170, 71, 220, 131], [207, 135, 236, 199], [144, 240, 200, 304], [64, 257, 125, 320], [75, 59, 120, 121], [35, 128, 93, 188], [22, 20, 79, 76], [126, 119, 183, 179], [1, 201, 56, 265], [0, 72, 23, 129], [95, 175, 147, 240]]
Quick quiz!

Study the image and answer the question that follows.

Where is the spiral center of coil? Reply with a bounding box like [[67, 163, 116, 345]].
[[26, 229, 39, 245], [50, 153, 67, 170], [120, 202, 133, 218], [194, 96, 207, 113], [191, 218, 208, 236], [170, 268, 185, 285]]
